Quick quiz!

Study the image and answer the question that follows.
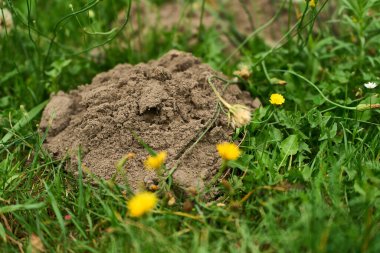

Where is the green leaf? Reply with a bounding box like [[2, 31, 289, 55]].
[[302, 165, 313, 181], [299, 142, 311, 153], [0, 100, 48, 144], [270, 127, 283, 142], [46, 59, 72, 78], [0, 222, 6, 242], [0, 202, 45, 214], [307, 108, 323, 128], [44, 182, 66, 235], [0, 96, 10, 109], [0, 68, 24, 84], [280, 135, 299, 156], [227, 154, 253, 171], [319, 123, 338, 141]]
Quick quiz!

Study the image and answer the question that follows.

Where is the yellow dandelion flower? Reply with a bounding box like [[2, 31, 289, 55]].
[[127, 191, 158, 217], [309, 0, 316, 8], [216, 142, 241, 161], [144, 151, 167, 170], [269, 93, 285, 105]]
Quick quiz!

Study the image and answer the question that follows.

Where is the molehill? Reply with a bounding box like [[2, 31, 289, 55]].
[[40, 50, 260, 192]]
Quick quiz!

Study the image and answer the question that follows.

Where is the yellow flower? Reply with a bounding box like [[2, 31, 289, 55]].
[[216, 142, 241, 161], [144, 151, 167, 170], [127, 192, 158, 217], [309, 0, 316, 8], [269, 93, 285, 105]]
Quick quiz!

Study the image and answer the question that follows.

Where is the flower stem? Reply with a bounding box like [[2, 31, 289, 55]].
[[208, 162, 227, 188], [207, 76, 233, 109], [273, 70, 357, 110]]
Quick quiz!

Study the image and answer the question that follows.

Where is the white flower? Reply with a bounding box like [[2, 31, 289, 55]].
[[0, 8, 13, 34], [364, 82, 378, 89], [229, 104, 251, 128], [233, 65, 251, 80]]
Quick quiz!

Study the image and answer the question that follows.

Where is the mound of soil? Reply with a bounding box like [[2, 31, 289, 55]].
[[40, 50, 260, 191]]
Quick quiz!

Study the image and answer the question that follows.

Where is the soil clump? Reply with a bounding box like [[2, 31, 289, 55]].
[[40, 50, 260, 191]]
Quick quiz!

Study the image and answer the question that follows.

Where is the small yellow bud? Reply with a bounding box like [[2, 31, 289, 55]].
[[149, 184, 159, 191], [270, 78, 287, 86]]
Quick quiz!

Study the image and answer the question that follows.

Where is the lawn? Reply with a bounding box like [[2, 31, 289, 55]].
[[1, 0, 380, 252]]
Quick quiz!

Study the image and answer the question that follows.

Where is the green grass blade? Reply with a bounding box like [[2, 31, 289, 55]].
[[1, 100, 48, 144], [0, 202, 45, 214], [43, 181, 66, 235], [0, 222, 7, 242]]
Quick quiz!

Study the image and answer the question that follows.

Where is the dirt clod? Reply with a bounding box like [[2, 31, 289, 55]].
[[40, 50, 260, 191]]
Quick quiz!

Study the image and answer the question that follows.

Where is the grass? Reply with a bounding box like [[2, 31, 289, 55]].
[[1, 0, 380, 252]]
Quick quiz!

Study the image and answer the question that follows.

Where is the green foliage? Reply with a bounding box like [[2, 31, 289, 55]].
[[1, 0, 380, 252]]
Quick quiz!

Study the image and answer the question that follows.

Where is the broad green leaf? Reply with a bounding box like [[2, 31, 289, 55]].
[[307, 108, 323, 128], [280, 135, 299, 156], [319, 123, 338, 141], [270, 127, 283, 142], [302, 165, 313, 181]]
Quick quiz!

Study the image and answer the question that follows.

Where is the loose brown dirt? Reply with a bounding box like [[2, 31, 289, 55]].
[[40, 50, 260, 192]]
